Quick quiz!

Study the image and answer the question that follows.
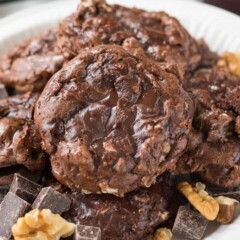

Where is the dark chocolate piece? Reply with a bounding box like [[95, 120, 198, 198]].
[[172, 205, 209, 240], [74, 225, 101, 240], [0, 192, 30, 239], [32, 187, 71, 215], [0, 85, 8, 99], [10, 174, 41, 203], [0, 185, 9, 203]]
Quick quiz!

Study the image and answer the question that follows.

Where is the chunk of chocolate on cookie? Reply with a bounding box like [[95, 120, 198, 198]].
[[32, 187, 71, 215], [0, 192, 30, 239], [74, 225, 101, 240], [10, 173, 41, 203], [172, 205, 209, 240]]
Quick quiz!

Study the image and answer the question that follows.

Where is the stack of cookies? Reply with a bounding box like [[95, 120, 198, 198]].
[[0, 0, 239, 239]]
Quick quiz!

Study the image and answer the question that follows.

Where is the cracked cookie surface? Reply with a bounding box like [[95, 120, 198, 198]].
[[58, 0, 202, 74], [35, 45, 194, 196]]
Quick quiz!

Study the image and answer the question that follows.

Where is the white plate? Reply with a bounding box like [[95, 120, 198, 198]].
[[0, 0, 240, 239]]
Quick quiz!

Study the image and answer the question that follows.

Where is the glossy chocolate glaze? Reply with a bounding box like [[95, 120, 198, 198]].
[[64, 174, 175, 240]]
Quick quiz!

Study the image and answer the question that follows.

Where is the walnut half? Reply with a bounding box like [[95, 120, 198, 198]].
[[215, 196, 239, 224], [218, 52, 240, 77], [177, 182, 219, 220], [12, 209, 76, 240]]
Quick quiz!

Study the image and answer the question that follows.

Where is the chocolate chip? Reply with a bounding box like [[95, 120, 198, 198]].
[[0, 85, 8, 99], [0, 186, 9, 203], [74, 224, 101, 240], [172, 205, 209, 240], [32, 187, 71, 215], [0, 192, 30, 239], [9, 174, 41, 203]]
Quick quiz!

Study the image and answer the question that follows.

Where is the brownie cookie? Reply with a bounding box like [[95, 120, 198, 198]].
[[64, 174, 176, 240], [0, 30, 64, 92], [35, 45, 194, 196], [58, 0, 202, 74], [173, 66, 240, 188], [0, 92, 45, 170]]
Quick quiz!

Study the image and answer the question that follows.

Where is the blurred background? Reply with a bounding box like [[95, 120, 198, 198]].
[[0, 0, 239, 18]]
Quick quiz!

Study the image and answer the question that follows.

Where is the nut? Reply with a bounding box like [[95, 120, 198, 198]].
[[153, 228, 172, 240], [217, 52, 240, 77], [99, 182, 119, 195], [177, 182, 219, 220], [12, 209, 76, 240], [148, 228, 172, 240], [215, 196, 239, 224], [163, 142, 171, 154]]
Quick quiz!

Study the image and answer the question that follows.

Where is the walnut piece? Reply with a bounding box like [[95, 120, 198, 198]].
[[177, 182, 219, 220], [215, 196, 239, 224], [218, 52, 240, 77], [12, 209, 75, 240], [147, 228, 172, 240], [153, 228, 172, 240]]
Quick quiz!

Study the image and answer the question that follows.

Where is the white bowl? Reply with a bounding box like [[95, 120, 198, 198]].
[[0, 0, 240, 239]]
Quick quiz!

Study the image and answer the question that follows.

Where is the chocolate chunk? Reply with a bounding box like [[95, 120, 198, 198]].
[[32, 187, 71, 214], [0, 185, 9, 203], [0, 85, 8, 99], [172, 205, 209, 240], [74, 225, 101, 240], [10, 174, 41, 203], [0, 192, 30, 239]]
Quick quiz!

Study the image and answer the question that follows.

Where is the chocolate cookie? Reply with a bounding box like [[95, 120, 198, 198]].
[[64, 174, 175, 240], [0, 30, 64, 92], [35, 45, 194, 196], [173, 66, 240, 188], [0, 92, 45, 170], [58, 0, 202, 74]]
